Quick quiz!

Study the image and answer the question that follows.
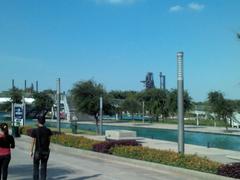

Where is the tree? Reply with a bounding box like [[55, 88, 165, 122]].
[[109, 90, 138, 120], [237, 32, 240, 40], [32, 92, 54, 118], [167, 89, 193, 118], [208, 91, 234, 130], [71, 80, 113, 134], [138, 89, 168, 122], [122, 95, 141, 121], [0, 88, 23, 112], [10, 88, 23, 103]]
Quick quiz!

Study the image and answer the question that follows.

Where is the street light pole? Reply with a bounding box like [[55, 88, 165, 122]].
[[99, 96, 103, 135], [177, 51, 185, 154], [57, 78, 61, 133], [142, 101, 145, 123]]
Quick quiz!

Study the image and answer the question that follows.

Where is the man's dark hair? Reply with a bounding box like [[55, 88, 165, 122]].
[[37, 116, 46, 125]]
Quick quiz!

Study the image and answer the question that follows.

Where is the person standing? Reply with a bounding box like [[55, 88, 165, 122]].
[[30, 116, 52, 180], [0, 123, 15, 180]]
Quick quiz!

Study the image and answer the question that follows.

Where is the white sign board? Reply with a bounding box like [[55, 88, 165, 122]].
[[13, 103, 24, 126]]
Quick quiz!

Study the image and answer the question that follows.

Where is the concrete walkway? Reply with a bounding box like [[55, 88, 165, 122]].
[[9, 135, 235, 180]]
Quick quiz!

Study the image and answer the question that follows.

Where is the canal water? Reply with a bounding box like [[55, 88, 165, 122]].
[[45, 121, 240, 151]]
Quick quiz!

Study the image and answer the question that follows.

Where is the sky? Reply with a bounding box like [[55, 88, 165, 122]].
[[0, 0, 239, 101]]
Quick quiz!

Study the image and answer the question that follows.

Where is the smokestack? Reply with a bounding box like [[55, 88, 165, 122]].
[[163, 75, 166, 90], [36, 81, 38, 92], [24, 80, 27, 91], [159, 72, 163, 89], [12, 79, 15, 89], [31, 83, 34, 93]]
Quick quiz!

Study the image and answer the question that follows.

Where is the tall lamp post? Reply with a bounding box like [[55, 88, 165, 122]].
[[177, 51, 185, 154], [142, 101, 145, 123], [57, 78, 61, 133], [99, 96, 103, 135]]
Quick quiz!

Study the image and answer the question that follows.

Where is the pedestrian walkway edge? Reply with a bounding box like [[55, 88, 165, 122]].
[[17, 135, 234, 180]]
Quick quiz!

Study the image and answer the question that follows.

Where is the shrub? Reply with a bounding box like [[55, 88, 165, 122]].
[[217, 163, 240, 178], [20, 126, 32, 136], [20, 126, 62, 136], [51, 134, 100, 150], [110, 146, 222, 174], [92, 140, 140, 154]]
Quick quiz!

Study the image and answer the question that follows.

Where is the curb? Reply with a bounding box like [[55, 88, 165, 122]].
[[226, 155, 240, 161], [17, 135, 234, 180]]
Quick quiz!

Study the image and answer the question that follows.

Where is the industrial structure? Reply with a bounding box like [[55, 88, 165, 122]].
[[141, 72, 155, 89], [141, 72, 167, 90], [159, 72, 166, 90]]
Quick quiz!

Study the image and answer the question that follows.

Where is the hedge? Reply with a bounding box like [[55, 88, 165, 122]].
[[93, 140, 141, 153], [20, 126, 99, 150], [217, 163, 240, 179], [51, 134, 100, 150], [110, 146, 222, 174]]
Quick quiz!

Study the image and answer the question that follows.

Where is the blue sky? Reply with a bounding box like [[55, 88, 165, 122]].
[[0, 0, 239, 101]]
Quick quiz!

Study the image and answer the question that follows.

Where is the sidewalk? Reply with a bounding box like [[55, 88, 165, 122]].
[[15, 135, 235, 180]]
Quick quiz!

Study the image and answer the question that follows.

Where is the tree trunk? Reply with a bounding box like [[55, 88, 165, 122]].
[[120, 112, 123, 120], [43, 110, 48, 117], [224, 118, 228, 131]]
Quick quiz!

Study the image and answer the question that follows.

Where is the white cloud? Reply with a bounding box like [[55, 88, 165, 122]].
[[188, 2, 205, 11], [96, 0, 137, 5], [169, 5, 184, 12]]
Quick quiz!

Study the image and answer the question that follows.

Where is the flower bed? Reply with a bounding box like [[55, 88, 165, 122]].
[[217, 163, 240, 179], [93, 140, 141, 153], [51, 134, 100, 150], [110, 146, 222, 174]]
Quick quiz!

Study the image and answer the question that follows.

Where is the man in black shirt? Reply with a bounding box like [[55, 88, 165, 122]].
[[30, 116, 52, 180]]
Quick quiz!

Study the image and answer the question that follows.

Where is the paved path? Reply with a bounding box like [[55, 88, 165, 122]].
[[8, 136, 233, 180]]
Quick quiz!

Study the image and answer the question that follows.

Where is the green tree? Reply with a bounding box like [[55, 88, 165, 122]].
[[138, 89, 168, 122], [32, 92, 54, 118], [10, 88, 23, 103], [109, 90, 137, 100], [71, 80, 113, 134], [122, 95, 141, 121], [0, 88, 23, 112], [109, 90, 138, 120], [208, 91, 234, 131], [167, 89, 193, 118]]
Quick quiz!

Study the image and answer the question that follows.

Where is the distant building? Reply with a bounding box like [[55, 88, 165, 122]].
[[159, 72, 166, 90], [141, 72, 155, 89]]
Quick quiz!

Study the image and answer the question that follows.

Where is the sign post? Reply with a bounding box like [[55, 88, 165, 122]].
[[13, 103, 24, 127], [12, 103, 24, 137]]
